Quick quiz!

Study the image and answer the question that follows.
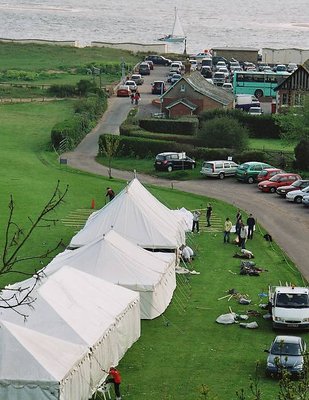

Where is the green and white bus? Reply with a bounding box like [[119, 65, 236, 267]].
[[233, 71, 290, 98]]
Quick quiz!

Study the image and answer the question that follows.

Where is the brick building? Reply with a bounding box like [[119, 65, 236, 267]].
[[275, 60, 309, 112], [161, 71, 234, 118]]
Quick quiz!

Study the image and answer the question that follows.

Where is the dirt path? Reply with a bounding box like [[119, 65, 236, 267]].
[[63, 66, 309, 281]]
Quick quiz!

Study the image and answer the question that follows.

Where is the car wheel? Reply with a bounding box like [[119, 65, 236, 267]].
[[270, 187, 276, 193], [295, 196, 302, 204], [167, 165, 173, 172], [219, 172, 225, 180], [247, 176, 254, 184], [254, 89, 264, 98]]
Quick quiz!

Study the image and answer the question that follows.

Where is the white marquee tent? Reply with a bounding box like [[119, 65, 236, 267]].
[[70, 178, 185, 250], [0, 266, 140, 399], [0, 320, 90, 400], [46, 230, 177, 319]]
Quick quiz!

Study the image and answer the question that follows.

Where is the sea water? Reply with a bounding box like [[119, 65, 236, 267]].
[[0, 0, 308, 53]]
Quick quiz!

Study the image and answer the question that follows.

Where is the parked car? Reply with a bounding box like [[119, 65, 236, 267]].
[[116, 85, 131, 97], [145, 55, 171, 65], [200, 160, 239, 179], [170, 73, 182, 84], [213, 72, 226, 86], [154, 152, 196, 172], [302, 194, 309, 206], [276, 179, 309, 197], [138, 62, 151, 75], [201, 57, 212, 69], [218, 67, 229, 79], [274, 64, 287, 72], [265, 335, 306, 378], [189, 59, 198, 70], [236, 161, 272, 184], [124, 80, 137, 92], [131, 74, 144, 85], [151, 81, 166, 94], [258, 173, 301, 193], [200, 66, 212, 78], [222, 82, 233, 91], [215, 61, 227, 71], [194, 51, 212, 59], [287, 63, 298, 73], [167, 71, 178, 82], [286, 186, 309, 203], [173, 61, 184, 71], [169, 62, 182, 73], [257, 168, 284, 182]]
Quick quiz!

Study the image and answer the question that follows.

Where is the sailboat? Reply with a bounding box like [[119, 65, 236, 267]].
[[158, 8, 186, 43]]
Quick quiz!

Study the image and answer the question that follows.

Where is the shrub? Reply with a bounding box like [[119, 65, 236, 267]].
[[47, 84, 76, 97], [199, 116, 249, 151], [294, 139, 309, 170], [198, 109, 280, 139], [234, 150, 269, 164], [189, 147, 235, 161], [139, 117, 198, 136]]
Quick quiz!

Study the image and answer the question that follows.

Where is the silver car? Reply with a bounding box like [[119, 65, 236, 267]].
[[200, 160, 239, 179], [265, 335, 306, 377]]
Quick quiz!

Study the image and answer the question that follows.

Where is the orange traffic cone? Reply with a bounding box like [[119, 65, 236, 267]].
[[91, 198, 95, 209]]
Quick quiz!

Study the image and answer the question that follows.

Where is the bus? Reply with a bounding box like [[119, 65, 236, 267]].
[[233, 71, 290, 98]]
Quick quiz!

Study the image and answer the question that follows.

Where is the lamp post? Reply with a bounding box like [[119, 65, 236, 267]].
[[121, 58, 126, 83]]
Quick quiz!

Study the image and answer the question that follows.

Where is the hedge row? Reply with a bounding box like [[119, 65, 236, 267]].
[[139, 117, 198, 136], [98, 134, 272, 165], [120, 122, 203, 146], [51, 93, 107, 151], [198, 109, 281, 139]]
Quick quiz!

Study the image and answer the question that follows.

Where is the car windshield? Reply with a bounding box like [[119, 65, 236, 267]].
[[271, 342, 301, 356], [259, 171, 268, 176], [276, 293, 309, 308], [292, 180, 302, 187], [239, 164, 250, 170], [269, 175, 281, 182]]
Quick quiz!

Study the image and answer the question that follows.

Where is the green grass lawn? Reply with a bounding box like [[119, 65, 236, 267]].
[[0, 97, 306, 399], [248, 138, 296, 152]]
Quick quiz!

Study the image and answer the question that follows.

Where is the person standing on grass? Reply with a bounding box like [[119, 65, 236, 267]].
[[206, 203, 212, 227], [106, 187, 115, 202], [235, 209, 242, 242], [224, 217, 233, 243], [239, 222, 247, 249], [107, 367, 122, 400], [247, 213, 256, 240], [192, 210, 200, 233]]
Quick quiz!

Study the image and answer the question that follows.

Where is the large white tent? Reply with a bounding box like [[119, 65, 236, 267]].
[[70, 178, 185, 250], [0, 320, 90, 400], [46, 230, 177, 319], [0, 266, 140, 399]]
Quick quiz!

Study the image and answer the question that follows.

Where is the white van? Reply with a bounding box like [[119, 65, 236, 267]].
[[200, 160, 239, 179], [235, 95, 260, 111]]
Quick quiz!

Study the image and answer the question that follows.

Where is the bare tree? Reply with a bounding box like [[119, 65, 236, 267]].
[[101, 134, 120, 179], [0, 181, 68, 318]]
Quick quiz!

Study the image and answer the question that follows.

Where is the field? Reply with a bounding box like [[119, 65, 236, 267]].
[[0, 43, 307, 400]]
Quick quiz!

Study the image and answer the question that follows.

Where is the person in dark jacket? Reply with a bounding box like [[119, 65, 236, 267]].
[[247, 213, 256, 239], [106, 187, 115, 202], [206, 203, 212, 227]]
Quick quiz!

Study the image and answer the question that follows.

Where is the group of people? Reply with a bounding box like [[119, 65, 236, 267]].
[[224, 209, 256, 249], [130, 90, 140, 105], [191, 203, 212, 233]]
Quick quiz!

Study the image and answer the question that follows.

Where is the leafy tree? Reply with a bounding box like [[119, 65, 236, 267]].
[[198, 116, 249, 151], [294, 138, 309, 170], [274, 96, 309, 142], [76, 79, 97, 96]]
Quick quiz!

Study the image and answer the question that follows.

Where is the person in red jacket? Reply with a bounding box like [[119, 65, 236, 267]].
[[107, 367, 122, 399]]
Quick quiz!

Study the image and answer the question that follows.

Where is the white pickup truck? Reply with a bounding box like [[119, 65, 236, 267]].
[[269, 286, 309, 330]]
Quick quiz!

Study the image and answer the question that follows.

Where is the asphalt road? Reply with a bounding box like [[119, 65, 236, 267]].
[[64, 65, 309, 280]]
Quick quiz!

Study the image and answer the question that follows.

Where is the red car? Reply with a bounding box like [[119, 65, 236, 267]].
[[258, 173, 302, 193], [116, 85, 131, 97], [257, 168, 284, 182], [276, 179, 309, 197]]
